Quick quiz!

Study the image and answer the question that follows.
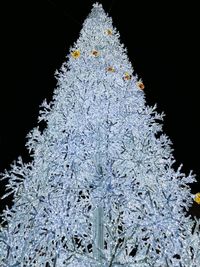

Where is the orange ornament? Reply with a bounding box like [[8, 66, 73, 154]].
[[137, 81, 145, 90], [124, 72, 131, 80], [194, 192, 200, 204], [71, 50, 80, 59], [107, 66, 115, 72], [106, 29, 112, 35], [91, 50, 100, 57]]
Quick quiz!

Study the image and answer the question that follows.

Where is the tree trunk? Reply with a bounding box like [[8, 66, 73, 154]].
[[94, 206, 104, 265]]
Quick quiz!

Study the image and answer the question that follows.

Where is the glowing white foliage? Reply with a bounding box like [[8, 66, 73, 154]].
[[0, 3, 199, 267]]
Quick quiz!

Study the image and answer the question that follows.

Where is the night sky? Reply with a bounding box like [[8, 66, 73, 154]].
[[0, 0, 200, 217]]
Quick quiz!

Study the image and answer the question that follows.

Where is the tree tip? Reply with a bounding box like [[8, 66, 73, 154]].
[[90, 2, 105, 16]]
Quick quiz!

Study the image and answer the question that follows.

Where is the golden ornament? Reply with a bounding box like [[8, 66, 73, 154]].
[[124, 72, 131, 80], [71, 50, 80, 59], [137, 80, 145, 90], [106, 29, 112, 35], [194, 192, 200, 204], [91, 50, 100, 57], [107, 66, 115, 72]]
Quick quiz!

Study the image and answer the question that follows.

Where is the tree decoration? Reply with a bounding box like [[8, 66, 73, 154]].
[[194, 192, 200, 204], [137, 80, 145, 90], [107, 66, 115, 72], [71, 50, 81, 59], [123, 72, 132, 80], [91, 49, 100, 57], [105, 29, 112, 35]]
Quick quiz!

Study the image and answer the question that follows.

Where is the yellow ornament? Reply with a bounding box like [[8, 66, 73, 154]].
[[194, 192, 200, 204], [106, 29, 112, 35], [91, 50, 100, 57], [124, 72, 131, 80], [71, 50, 80, 59], [107, 66, 115, 72], [137, 80, 145, 90]]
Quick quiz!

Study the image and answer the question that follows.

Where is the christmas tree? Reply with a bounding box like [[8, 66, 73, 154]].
[[0, 3, 199, 266]]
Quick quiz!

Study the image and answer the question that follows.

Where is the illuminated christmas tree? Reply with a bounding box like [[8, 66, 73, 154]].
[[0, 3, 199, 266]]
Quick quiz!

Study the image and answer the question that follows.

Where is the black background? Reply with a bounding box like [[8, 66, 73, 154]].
[[0, 0, 199, 217]]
